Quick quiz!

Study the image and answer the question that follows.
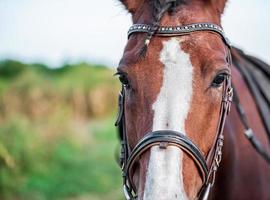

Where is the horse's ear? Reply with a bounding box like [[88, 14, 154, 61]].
[[119, 0, 144, 14]]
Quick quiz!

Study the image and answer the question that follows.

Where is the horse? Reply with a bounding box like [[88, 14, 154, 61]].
[[114, 0, 270, 199]]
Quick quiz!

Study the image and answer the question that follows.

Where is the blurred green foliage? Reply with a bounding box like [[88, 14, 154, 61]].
[[0, 60, 123, 200], [0, 60, 26, 79]]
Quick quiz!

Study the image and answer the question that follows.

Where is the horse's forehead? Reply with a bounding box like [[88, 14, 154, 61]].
[[119, 32, 227, 84]]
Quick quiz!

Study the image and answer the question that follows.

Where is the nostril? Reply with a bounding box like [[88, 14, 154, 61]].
[[166, 122, 169, 128]]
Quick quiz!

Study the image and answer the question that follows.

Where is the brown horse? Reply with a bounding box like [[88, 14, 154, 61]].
[[115, 0, 270, 200]]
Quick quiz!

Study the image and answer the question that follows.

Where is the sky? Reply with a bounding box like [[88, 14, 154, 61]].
[[0, 0, 269, 67]]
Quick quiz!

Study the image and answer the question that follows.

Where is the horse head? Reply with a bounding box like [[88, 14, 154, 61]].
[[116, 1, 233, 199]]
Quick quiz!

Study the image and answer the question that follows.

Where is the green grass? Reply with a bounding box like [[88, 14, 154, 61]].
[[0, 117, 123, 200], [0, 60, 123, 200]]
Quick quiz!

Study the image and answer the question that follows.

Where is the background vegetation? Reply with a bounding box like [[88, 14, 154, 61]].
[[0, 60, 123, 200]]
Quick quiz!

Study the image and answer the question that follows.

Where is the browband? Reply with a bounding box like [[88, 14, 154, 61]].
[[128, 23, 231, 47]]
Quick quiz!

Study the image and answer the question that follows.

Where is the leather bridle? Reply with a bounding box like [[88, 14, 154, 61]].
[[115, 22, 234, 200]]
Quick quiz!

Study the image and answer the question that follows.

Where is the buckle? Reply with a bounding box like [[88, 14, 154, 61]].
[[227, 87, 233, 102]]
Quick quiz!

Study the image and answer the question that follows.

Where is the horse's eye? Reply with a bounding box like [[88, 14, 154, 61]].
[[118, 74, 130, 87], [211, 73, 227, 88]]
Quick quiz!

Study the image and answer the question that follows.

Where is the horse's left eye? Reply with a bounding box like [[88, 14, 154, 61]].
[[211, 73, 227, 88]]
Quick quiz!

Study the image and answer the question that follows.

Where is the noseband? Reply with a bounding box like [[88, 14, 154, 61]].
[[115, 22, 233, 200]]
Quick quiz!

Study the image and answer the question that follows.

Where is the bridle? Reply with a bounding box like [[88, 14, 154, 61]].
[[115, 22, 234, 200]]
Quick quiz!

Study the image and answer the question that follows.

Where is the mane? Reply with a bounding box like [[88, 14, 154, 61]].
[[152, 0, 186, 22], [139, 0, 186, 57]]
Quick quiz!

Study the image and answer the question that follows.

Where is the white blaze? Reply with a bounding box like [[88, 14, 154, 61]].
[[143, 38, 193, 200]]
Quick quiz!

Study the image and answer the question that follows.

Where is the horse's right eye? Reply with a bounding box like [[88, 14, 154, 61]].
[[119, 75, 128, 85], [118, 74, 130, 87]]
